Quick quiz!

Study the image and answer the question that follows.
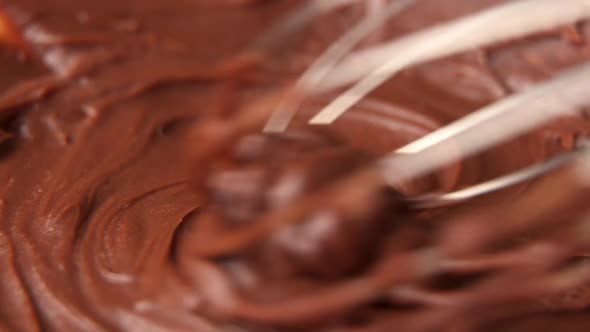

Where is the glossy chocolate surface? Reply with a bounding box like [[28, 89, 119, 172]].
[[0, 1, 589, 331]]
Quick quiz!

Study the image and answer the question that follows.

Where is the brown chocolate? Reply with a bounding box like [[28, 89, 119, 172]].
[[0, 1, 589, 331]]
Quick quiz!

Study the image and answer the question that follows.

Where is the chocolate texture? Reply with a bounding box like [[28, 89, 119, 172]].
[[0, 1, 589, 331]]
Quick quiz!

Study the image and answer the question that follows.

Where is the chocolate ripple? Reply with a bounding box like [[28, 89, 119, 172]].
[[0, 1, 588, 331]]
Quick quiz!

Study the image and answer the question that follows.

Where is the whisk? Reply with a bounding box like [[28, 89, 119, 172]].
[[188, 0, 590, 213], [175, 1, 590, 330]]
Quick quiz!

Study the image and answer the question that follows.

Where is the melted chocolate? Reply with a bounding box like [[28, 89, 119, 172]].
[[0, 0, 589, 331]]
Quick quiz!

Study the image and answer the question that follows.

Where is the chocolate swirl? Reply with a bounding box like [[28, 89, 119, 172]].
[[0, 1, 589, 331]]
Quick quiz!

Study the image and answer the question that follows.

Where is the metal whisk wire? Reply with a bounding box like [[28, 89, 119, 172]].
[[309, 0, 590, 124], [263, 0, 417, 133]]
